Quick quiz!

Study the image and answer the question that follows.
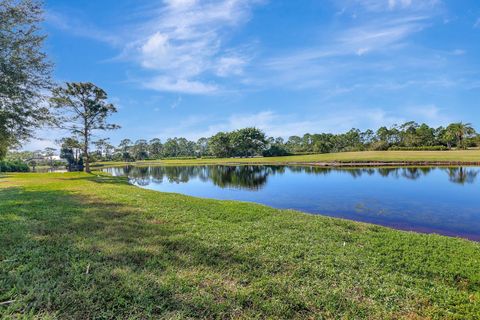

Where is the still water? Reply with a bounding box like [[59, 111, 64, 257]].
[[104, 165, 480, 241]]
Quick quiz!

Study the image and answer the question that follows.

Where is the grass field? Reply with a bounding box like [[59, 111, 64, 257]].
[[1, 172, 479, 319], [93, 150, 480, 168]]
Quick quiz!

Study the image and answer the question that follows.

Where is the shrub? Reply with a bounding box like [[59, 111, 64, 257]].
[[161, 156, 198, 160], [370, 141, 390, 151], [0, 160, 30, 172], [388, 146, 449, 151], [262, 146, 291, 157]]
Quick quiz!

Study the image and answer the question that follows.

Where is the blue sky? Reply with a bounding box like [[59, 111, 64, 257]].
[[26, 0, 480, 149]]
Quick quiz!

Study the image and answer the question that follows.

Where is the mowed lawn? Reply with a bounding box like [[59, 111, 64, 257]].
[[94, 150, 480, 167], [1, 173, 479, 319]]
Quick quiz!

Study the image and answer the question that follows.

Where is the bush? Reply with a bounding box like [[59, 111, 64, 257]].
[[0, 160, 30, 172], [263, 146, 291, 157], [370, 141, 390, 151], [388, 146, 449, 151], [161, 156, 198, 160]]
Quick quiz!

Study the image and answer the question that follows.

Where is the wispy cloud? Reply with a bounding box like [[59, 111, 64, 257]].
[[258, 14, 432, 90], [47, 0, 263, 95], [121, 0, 263, 94], [45, 10, 121, 46], [336, 0, 440, 13], [151, 105, 453, 140]]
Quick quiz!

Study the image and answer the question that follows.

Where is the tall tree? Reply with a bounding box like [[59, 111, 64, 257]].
[[0, 0, 53, 158], [50, 82, 119, 173], [148, 138, 163, 159], [58, 137, 83, 171], [445, 122, 476, 148], [117, 139, 133, 161], [43, 147, 56, 168], [132, 139, 149, 160], [230, 127, 267, 157], [93, 138, 114, 161], [196, 137, 209, 157], [209, 132, 232, 158]]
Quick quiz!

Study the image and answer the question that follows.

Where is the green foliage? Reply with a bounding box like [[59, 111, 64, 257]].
[[59, 137, 83, 171], [209, 132, 233, 158], [161, 156, 197, 160], [389, 146, 449, 151], [0, 159, 29, 172], [1, 173, 479, 318], [50, 82, 120, 172], [96, 121, 479, 163], [443, 122, 476, 149], [262, 145, 290, 157], [230, 127, 267, 157], [0, 0, 53, 155]]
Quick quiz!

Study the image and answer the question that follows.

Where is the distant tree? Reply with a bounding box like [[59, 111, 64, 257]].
[[209, 132, 232, 158], [444, 122, 476, 149], [196, 137, 209, 157], [399, 121, 420, 147], [28, 159, 37, 171], [59, 137, 83, 171], [117, 139, 133, 161], [0, 0, 53, 158], [263, 145, 289, 157], [148, 138, 163, 159], [285, 136, 303, 153], [57, 137, 82, 166], [230, 127, 267, 157], [132, 139, 149, 160], [338, 128, 363, 151], [163, 138, 180, 157], [43, 147, 56, 168], [93, 138, 113, 161], [50, 82, 120, 172], [361, 129, 375, 147], [263, 136, 289, 157]]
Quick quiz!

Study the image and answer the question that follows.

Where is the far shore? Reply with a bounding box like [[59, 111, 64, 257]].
[[92, 150, 480, 168]]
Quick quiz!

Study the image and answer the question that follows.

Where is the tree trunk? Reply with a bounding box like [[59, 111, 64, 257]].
[[84, 127, 90, 173]]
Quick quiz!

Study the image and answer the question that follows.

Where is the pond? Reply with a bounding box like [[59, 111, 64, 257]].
[[104, 165, 480, 241]]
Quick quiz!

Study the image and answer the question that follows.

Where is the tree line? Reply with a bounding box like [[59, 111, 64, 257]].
[[59, 121, 478, 164], [1, 1, 479, 173]]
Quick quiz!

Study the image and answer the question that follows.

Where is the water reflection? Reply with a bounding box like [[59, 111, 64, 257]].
[[104, 165, 480, 241], [106, 165, 480, 189], [446, 167, 479, 185]]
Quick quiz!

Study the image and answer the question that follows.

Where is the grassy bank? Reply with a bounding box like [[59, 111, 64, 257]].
[[1, 173, 479, 319], [93, 150, 480, 168]]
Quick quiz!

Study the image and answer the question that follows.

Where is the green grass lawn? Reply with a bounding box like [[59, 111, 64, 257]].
[[93, 150, 480, 167], [1, 172, 479, 319]]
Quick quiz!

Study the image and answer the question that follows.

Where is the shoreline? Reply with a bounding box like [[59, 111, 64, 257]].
[[93, 160, 480, 168]]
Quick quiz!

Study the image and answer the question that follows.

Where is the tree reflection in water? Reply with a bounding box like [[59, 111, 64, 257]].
[[445, 167, 479, 185], [106, 165, 480, 189]]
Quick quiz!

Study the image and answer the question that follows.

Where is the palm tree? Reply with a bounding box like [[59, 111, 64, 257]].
[[445, 122, 476, 148]]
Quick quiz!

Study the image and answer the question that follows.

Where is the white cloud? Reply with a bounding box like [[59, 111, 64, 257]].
[[405, 104, 451, 126], [215, 55, 248, 77], [258, 15, 430, 89], [152, 109, 412, 140], [45, 11, 120, 46], [122, 0, 262, 94], [21, 139, 58, 152], [450, 49, 465, 56], [144, 76, 218, 94], [337, 0, 440, 12], [339, 16, 427, 53]]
